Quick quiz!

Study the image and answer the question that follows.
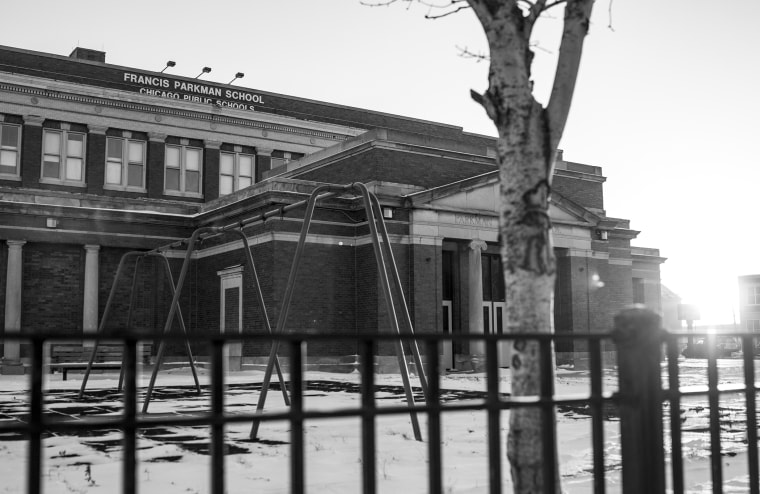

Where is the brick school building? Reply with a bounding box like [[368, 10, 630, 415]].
[[0, 45, 665, 372]]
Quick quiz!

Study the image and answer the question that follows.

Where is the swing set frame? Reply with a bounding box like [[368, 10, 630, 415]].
[[78, 182, 429, 440]]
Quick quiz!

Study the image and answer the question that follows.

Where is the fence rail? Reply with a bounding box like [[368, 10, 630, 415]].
[[1, 308, 759, 493]]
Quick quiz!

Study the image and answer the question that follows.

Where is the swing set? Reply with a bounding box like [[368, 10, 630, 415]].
[[77, 182, 430, 440]]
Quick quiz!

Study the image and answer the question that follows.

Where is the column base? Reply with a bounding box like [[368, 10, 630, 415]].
[[1, 360, 26, 375], [226, 356, 242, 372], [456, 354, 486, 372]]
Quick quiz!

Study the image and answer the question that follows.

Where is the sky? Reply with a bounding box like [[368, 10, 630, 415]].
[[2, 0, 759, 326]]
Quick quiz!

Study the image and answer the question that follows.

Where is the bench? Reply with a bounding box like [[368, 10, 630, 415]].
[[49, 343, 153, 380]]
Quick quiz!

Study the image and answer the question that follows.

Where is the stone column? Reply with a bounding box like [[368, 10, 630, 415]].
[[82, 245, 100, 347], [467, 240, 487, 357], [2, 240, 26, 374]]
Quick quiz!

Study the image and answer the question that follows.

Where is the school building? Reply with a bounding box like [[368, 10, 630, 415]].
[[0, 44, 666, 373]]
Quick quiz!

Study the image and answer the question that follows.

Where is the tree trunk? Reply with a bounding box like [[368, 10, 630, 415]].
[[467, 1, 594, 492]]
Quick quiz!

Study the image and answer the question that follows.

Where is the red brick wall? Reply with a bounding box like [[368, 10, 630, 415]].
[[553, 175, 604, 210], [22, 243, 83, 333], [0, 244, 7, 333], [20, 122, 42, 188], [410, 243, 441, 335]]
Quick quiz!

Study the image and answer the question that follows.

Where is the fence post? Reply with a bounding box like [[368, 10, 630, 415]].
[[613, 306, 666, 494]]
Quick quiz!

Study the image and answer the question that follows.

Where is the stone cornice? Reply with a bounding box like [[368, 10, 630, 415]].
[[0, 76, 359, 142]]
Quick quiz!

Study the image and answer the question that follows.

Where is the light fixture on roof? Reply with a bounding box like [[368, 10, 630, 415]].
[[160, 60, 176, 73], [228, 72, 245, 85], [195, 67, 212, 79]]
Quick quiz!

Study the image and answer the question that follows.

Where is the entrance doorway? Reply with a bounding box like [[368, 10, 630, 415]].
[[442, 250, 455, 370], [218, 265, 244, 371]]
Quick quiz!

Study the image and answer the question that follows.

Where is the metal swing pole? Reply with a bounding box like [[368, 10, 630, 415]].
[[367, 189, 429, 399], [250, 184, 352, 439], [357, 184, 423, 441], [142, 228, 210, 412], [154, 253, 202, 389], [80, 251, 144, 398], [229, 229, 291, 406], [117, 256, 143, 391]]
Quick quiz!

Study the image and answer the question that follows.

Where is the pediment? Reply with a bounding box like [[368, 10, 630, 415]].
[[427, 180, 500, 213], [408, 174, 598, 226]]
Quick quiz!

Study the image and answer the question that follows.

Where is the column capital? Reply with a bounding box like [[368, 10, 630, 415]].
[[23, 114, 44, 126], [204, 139, 222, 150], [468, 239, 487, 252], [256, 147, 273, 157], [6, 240, 26, 250], [148, 132, 167, 143], [84, 244, 101, 252], [87, 125, 108, 135]]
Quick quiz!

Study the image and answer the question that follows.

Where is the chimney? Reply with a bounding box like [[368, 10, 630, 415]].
[[69, 47, 106, 63]]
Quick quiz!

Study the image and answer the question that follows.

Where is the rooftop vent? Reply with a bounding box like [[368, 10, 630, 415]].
[[69, 47, 105, 63]]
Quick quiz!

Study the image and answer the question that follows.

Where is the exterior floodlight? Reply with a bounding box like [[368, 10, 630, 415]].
[[228, 72, 245, 84], [160, 61, 176, 73], [195, 67, 212, 79]]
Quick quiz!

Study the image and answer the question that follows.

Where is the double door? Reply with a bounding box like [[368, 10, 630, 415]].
[[440, 250, 510, 369]]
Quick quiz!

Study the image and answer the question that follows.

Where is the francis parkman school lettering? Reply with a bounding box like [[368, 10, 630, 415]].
[[0, 45, 667, 373], [125, 72, 265, 109]]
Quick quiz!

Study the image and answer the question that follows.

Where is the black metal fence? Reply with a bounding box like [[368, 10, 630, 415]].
[[0, 307, 758, 494]]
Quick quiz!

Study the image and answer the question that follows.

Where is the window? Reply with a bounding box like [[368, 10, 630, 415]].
[[165, 143, 202, 196], [105, 137, 146, 190], [270, 152, 292, 171], [42, 129, 86, 185], [746, 320, 760, 332], [219, 151, 254, 196], [748, 286, 760, 306], [0, 123, 21, 178], [632, 278, 646, 304]]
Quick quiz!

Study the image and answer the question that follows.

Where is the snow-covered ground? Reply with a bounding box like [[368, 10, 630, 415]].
[[0, 358, 756, 493]]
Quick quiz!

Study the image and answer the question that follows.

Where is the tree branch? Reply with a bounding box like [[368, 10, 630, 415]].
[[545, 0, 594, 151], [425, 4, 471, 19], [457, 45, 489, 61]]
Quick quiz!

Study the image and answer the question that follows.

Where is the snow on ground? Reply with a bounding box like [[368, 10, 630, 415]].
[[0, 359, 756, 493]]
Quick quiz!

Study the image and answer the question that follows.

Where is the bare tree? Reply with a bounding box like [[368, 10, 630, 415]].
[[465, 2, 594, 492], [367, 0, 596, 491]]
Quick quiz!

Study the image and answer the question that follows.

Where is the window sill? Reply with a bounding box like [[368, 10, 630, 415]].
[[164, 190, 203, 199], [39, 178, 86, 188], [104, 184, 147, 193]]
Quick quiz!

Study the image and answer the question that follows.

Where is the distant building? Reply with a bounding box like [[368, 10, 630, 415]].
[[0, 44, 665, 372], [738, 275, 760, 334], [660, 285, 682, 331]]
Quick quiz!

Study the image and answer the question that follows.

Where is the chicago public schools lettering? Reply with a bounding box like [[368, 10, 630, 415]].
[[124, 72, 265, 110]]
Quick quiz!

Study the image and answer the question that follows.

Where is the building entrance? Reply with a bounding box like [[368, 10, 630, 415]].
[[441, 250, 455, 370]]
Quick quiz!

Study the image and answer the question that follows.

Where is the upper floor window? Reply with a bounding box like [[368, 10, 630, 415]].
[[270, 152, 292, 171], [747, 319, 760, 332], [165, 143, 202, 197], [105, 137, 146, 191], [632, 278, 645, 305], [0, 123, 21, 178], [42, 129, 86, 186], [748, 286, 760, 305], [220, 151, 254, 196]]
